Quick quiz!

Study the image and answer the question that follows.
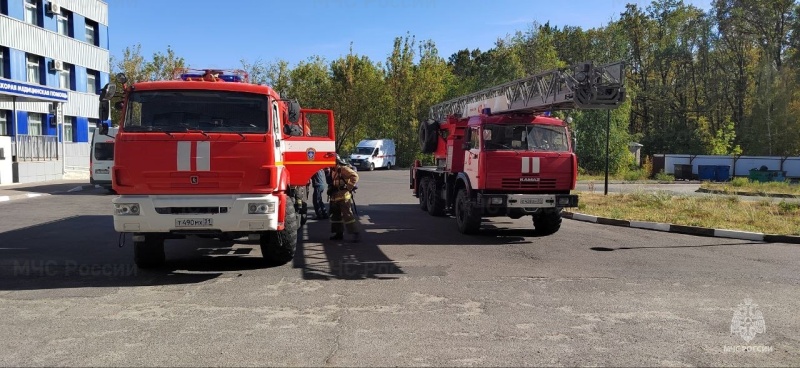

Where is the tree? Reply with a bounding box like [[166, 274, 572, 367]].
[[109, 44, 185, 125]]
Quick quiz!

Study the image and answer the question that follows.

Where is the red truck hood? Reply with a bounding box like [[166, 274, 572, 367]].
[[112, 133, 276, 195], [482, 151, 576, 191]]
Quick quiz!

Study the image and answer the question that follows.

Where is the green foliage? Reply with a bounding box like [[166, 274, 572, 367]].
[[654, 171, 674, 182], [627, 190, 674, 209], [112, 0, 800, 170], [730, 177, 750, 187], [778, 201, 800, 214], [697, 118, 743, 156], [109, 43, 186, 125]]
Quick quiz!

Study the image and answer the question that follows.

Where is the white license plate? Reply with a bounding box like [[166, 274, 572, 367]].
[[95, 168, 109, 174], [521, 198, 543, 205], [175, 218, 213, 227]]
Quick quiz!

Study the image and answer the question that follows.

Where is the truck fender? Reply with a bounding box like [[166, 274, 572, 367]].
[[453, 172, 473, 201], [277, 168, 290, 193], [273, 168, 291, 230]]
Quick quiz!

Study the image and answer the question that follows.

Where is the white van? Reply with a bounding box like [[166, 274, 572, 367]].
[[349, 139, 396, 171], [90, 127, 117, 191]]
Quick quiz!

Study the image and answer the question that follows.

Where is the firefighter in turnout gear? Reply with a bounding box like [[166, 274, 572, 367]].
[[327, 155, 361, 242]]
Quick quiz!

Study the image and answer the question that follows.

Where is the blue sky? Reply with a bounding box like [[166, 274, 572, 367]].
[[109, 0, 712, 69]]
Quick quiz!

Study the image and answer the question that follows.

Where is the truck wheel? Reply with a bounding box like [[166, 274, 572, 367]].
[[133, 237, 165, 269], [369, 163, 375, 171], [260, 199, 298, 266], [533, 209, 562, 236], [386, 162, 392, 170], [418, 177, 430, 211], [426, 179, 446, 216], [455, 188, 481, 234]]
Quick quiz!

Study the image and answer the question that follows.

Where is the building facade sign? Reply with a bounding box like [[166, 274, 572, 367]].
[[0, 78, 69, 102]]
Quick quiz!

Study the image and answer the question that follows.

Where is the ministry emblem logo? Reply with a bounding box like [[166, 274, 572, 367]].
[[730, 298, 765, 343]]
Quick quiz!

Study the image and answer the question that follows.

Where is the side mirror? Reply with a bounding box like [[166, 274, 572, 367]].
[[99, 83, 116, 101], [99, 100, 111, 121], [462, 142, 472, 150], [98, 122, 109, 135], [287, 99, 300, 124]]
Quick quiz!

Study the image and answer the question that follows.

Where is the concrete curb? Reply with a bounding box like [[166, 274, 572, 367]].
[[562, 211, 800, 244], [696, 187, 800, 199]]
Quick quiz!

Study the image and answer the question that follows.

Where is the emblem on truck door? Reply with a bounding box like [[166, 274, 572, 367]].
[[306, 148, 316, 161], [190, 176, 199, 184]]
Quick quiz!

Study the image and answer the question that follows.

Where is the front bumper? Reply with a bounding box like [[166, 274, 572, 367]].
[[350, 159, 371, 169], [477, 193, 579, 210], [112, 194, 280, 233]]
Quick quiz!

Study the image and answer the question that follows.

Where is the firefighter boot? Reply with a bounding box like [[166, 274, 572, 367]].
[[330, 233, 343, 240]]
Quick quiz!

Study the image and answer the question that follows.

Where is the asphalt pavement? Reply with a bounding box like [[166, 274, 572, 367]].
[[0, 171, 797, 366]]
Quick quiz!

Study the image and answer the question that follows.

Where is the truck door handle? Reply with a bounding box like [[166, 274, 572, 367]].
[[275, 140, 280, 147]]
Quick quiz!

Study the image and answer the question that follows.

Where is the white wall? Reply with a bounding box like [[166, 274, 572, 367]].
[[662, 154, 800, 177], [64, 142, 90, 171], [0, 136, 12, 184]]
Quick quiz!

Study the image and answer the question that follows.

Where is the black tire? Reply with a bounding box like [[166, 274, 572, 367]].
[[133, 237, 165, 269], [533, 209, 562, 236], [419, 120, 439, 153], [418, 177, 430, 211], [455, 188, 481, 234], [260, 199, 298, 266], [426, 178, 446, 216], [369, 163, 375, 171], [386, 162, 392, 170]]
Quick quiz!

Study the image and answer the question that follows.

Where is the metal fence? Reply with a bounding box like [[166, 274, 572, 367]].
[[14, 135, 59, 161]]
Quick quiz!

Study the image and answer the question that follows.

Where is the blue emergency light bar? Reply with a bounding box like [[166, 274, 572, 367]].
[[179, 70, 245, 82]]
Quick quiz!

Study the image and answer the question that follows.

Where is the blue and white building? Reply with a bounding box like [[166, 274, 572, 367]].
[[0, 0, 109, 184]]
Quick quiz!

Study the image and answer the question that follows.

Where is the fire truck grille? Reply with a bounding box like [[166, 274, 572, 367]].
[[155, 207, 228, 214], [501, 178, 558, 189]]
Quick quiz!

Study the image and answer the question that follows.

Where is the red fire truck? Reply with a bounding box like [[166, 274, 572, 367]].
[[97, 69, 336, 268], [411, 61, 625, 235]]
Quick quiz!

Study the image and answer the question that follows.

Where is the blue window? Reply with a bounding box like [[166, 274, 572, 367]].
[[24, 0, 40, 27], [87, 69, 98, 94], [0, 47, 7, 79], [57, 8, 73, 37], [85, 19, 98, 46], [26, 53, 43, 85]]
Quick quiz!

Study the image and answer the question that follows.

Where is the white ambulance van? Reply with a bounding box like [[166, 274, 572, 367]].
[[349, 139, 396, 171]]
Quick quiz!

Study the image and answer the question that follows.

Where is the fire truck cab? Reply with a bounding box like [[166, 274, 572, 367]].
[[98, 69, 336, 269]]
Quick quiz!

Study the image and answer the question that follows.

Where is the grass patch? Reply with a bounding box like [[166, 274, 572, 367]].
[[574, 191, 800, 235], [701, 178, 800, 196]]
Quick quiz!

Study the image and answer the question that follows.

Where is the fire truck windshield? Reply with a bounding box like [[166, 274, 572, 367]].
[[123, 90, 269, 134], [482, 124, 570, 152]]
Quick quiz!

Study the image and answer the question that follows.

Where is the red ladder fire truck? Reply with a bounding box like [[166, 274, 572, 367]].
[[411, 61, 625, 235], [97, 68, 336, 268]]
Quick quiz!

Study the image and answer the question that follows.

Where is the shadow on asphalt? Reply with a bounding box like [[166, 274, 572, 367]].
[[293, 203, 542, 281], [0, 202, 547, 289], [0, 182, 94, 196], [0, 215, 218, 290]]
